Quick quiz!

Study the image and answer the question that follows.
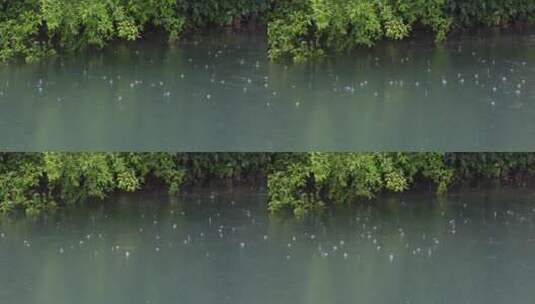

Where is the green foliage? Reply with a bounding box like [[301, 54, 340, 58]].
[[0, 153, 275, 213], [267, 153, 453, 215], [0, 0, 188, 62], [177, 0, 267, 27], [2, 153, 535, 215], [268, 153, 535, 215], [0, 1, 50, 62], [267, 0, 321, 62], [0, 1, 532, 62], [267, 0, 452, 61], [0, 153, 186, 213], [446, 153, 535, 183], [0, 0, 268, 63], [267, 0, 534, 61], [445, 0, 535, 27], [0, 153, 47, 213]]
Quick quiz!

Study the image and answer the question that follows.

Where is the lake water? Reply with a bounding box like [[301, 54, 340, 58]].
[[0, 29, 534, 151], [1, 186, 535, 304]]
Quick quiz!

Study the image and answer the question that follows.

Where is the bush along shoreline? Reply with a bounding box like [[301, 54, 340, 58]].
[[1, 0, 533, 63], [2, 153, 535, 215]]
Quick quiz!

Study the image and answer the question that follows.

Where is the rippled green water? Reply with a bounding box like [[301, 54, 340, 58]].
[[1, 186, 535, 304], [0, 29, 534, 151]]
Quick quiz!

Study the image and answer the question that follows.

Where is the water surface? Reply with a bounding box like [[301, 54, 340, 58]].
[[1, 186, 535, 303], [0, 29, 534, 151]]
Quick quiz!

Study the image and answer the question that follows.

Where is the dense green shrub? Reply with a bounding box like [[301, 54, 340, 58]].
[[267, 0, 452, 61], [2, 153, 535, 215], [0, 0, 186, 62], [0, 153, 278, 213], [447, 153, 535, 183], [267, 0, 535, 61], [0, 1, 533, 62], [267, 153, 453, 215], [0, 153, 47, 213], [446, 0, 535, 27], [0, 153, 185, 213], [177, 0, 267, 27], [0, 0, 266, 62]]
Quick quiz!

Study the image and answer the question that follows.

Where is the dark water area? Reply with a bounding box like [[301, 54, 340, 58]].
[[0, 29, 534, 151], [1, 186, 535, 304]]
